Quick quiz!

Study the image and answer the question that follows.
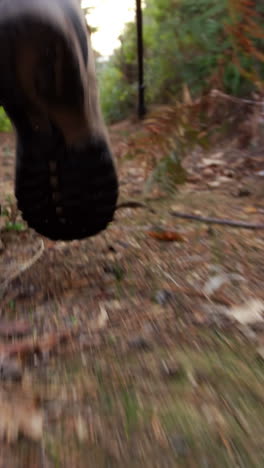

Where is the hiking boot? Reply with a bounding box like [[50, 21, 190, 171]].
[[0, 0, 118, 240]]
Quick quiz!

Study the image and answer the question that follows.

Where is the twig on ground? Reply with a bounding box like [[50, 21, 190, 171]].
[[0, 239, 45, 296], [170, 211, 264, 230], [116, 200, 148, 210], [156, 264, 181, 288]]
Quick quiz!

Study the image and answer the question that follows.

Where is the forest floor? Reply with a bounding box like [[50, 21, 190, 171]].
[[0, 123, 264, 467]]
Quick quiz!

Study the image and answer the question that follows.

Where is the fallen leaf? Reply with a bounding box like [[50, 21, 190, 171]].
[[226, 299, 264, 325], [243, 205, 257, 214], [148, 229, 185, 242], [0, 389, 43, 443], [86, 304, 110, 332], [202, 168, 214, 177], [96, 304, 109, 329], [203, 273, 246, 297], [0, 329, 78, 360], [186, 174, 202, 183], [207, 181, 220, 188], [182, 83, 193, 105], [217, 176, 232, 183], [75, 413, 88, 442]]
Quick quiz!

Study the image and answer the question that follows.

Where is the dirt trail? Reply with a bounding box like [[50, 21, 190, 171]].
[[0, 127, 264, 467]]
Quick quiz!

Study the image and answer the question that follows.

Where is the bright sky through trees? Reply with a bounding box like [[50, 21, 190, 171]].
[[82, 0, 135, 57]]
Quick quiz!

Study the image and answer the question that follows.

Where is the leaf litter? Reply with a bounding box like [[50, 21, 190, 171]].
[[1, 127, 264, 465]]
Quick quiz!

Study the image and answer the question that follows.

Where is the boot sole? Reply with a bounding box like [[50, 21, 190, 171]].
[[0, 5, 118, 241]]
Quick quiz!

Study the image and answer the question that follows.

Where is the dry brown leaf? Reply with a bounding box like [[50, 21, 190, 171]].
[[96, 304, 109, 329], [0, 329, 77, 359], [217, 176, 232, 184], [86, 303, 109, 332], [207, 181, 221, 188], [186, 174, 202, 183], [0, 389, 43, 443], [182, 83, 193, 105], [75, 413, 88, 443], [243, 205, 257, 214], [147, 230, 185, 242]]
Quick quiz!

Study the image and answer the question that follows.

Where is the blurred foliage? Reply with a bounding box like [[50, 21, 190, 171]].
[[127, 87, 212, 192], [98, 0, 264, 123], [0, 196, 26, 232], [226, 0, 264, 92], [117, 81, 262, 193], [98, 61, 136, 123], [0, 1, 262, 135], [0, 107, 11, 132]]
